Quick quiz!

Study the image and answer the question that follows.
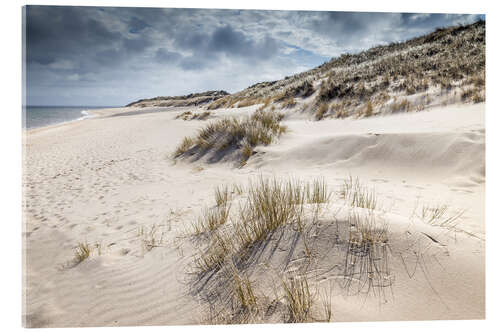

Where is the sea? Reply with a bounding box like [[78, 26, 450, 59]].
[[23, 106, 116, 129]]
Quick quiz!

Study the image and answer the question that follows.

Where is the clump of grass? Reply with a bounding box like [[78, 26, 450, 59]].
[[282, 276, 313, 323], [307, 178, 330, 204], [281, 97, 297, 108], [472, 91, 485, 103], [74, 242, 91, 263], [192, 111, 211, 120], [364, 101, 373, 117], [177, 111, 212, 121], [466, 73, 485, 88], [340, 176, 377, 210], [193, 177, 330, 275], [237, 97, 261, 108], [173, 110, 287, 164], [240, 141, 254, 162], [175, 111, 193, 120], [231, 267, 258, 311], [272, 90, 287, 103], [191, 177, 335, 324], [330, 102, 348, 118], [207, 97, 228, 110], [462, 87, 484, 103], [391, 98, 411, 113], [315, 103, 329, 121]]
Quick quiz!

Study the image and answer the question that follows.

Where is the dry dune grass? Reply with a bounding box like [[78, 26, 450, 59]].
[[281, 276, 314, 323], [340, 176, 377, 210], [188, 176, 399, 324], [215, 185, 232, 207], [73, 242, 91, 264], [192, 203, 232, 235], [201, 21, 484, 120], [176, 111, 212, 120], [207, 95, 272, 110], [173, 110, 287, 164], [315, 103, 329, 121], [137, 224, 167, 253], [189, 177, 336, 323]]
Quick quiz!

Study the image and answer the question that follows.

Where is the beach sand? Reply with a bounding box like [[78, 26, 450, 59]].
[[22, 103, 485, 327]]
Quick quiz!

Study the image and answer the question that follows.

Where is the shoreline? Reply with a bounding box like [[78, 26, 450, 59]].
[[23, 107, 128, 135]]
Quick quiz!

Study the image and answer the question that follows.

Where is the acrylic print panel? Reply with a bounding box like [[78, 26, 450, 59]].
[[22, 5, 485, 327]]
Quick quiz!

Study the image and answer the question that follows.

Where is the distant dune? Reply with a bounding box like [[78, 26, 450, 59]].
[[126, 90, 229, 108]]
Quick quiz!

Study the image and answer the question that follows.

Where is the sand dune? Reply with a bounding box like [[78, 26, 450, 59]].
[[23, 103, 484, 326]]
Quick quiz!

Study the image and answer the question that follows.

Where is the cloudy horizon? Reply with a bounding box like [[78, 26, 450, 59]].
[[24, 6, 484, 106]]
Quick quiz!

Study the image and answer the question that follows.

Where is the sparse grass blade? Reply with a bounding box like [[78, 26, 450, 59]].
[[340, 176, 377, 210]]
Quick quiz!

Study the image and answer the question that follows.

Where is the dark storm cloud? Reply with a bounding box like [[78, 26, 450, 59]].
[[26, 6, 121, 66], [169, 24, 281, 70], [24, 6, 484, 106]]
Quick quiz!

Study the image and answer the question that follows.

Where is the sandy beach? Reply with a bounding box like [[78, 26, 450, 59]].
[[23, 102, 484, 327]]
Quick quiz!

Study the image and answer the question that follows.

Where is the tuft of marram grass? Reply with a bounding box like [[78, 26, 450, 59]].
[[175, 111, 192, 120], [391, 98, 411, 113], [74, 242, 91, 263], [315, 103, 329, 121], [174, 110, 287, 164], [281, 97, 297, 108], [307, 178, 331, 204], [364, 101, 373, 117], [193, 177, 331, 274]]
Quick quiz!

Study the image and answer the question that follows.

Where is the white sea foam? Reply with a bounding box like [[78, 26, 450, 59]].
[[77, 110, 94, 120]]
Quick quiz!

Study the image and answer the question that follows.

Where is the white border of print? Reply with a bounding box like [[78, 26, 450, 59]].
[[2, 1, 497, 333]]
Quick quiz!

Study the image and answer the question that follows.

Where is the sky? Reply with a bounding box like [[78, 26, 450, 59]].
[[24, 6, 484, 106]]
